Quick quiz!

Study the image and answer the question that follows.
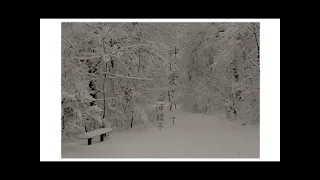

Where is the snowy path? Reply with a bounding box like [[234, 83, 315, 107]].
[[62, 107, 259, 158]]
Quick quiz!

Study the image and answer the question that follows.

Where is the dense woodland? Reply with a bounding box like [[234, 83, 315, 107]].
[[61, 22, 260, 141]]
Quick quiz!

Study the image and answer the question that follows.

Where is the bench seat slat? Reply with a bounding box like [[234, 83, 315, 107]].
[[78, 128, 112, 139]]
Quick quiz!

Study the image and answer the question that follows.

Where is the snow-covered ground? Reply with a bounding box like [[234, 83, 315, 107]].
[[62, 105, 259, 158]]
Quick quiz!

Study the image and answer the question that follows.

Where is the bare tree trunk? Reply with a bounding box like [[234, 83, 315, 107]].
[[103, 74, 106, 119], [253, 23, 260, 61], [130, 48, 141, 128], [130, 113, 134, 128], [64, 59, 66, 78], [101, 37, 108, 127], [62, 117, 65, 129], [169, 52, 171, 110], [101, 35, 107, 125], [62, 99, 65, 130], [138, 49, 141, 72]]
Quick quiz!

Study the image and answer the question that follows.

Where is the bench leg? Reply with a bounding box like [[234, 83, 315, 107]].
[[100, 134, 105, 142], [88, 138, 92, 145]]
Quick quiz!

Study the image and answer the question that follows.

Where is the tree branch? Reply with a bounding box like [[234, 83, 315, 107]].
[[139, 94, 152, 102], [103, 72, 152, 80], [203, 73, 232, 100], [92, 23, 104, 37], [73, 55, 102, 60], [249, 59, 260, 69], [62, 37, 79, 55], [252, 23, 260, 60]]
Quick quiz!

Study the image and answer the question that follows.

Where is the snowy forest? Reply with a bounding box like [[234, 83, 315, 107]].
[[61, 22, 260, 158]]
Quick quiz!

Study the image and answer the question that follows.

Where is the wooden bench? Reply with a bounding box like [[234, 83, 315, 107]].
[[78, 128, 112, 145]]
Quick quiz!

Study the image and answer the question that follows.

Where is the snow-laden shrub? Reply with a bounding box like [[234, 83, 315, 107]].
[[62, 91, 77, 101], [179, 94, 195, 112], [102, 119, 111, 128], [107, 109, 128, 128], [85, 105, 103, 125], [62, 123, 85, 142], [133, 106, 149, 126], [146, 109, 157, 122]]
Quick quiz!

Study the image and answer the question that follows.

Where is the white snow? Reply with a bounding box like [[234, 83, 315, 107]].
[[62, 105, 259, 158], [78, 128, 112, 139]]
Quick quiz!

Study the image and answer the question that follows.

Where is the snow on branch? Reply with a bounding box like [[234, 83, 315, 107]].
[[86, 35, 100, 41], [73, 55, 102, 60], [62, 37, 79, 55], [92, 23, 105, 37], [139, 94, 152, 102], [203, 73, 232, 100], [102, 72, 152, 80], [138, 86, 169, 93], [208, 48, 233, 69], [239, 23, 255, 34], [118, 44, 149, 50], [79, 52, 101, 56], [151, 51, 168, 62]]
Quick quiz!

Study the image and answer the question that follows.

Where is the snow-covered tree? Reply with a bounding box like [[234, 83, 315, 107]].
[[61, 22, 260, 141]]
